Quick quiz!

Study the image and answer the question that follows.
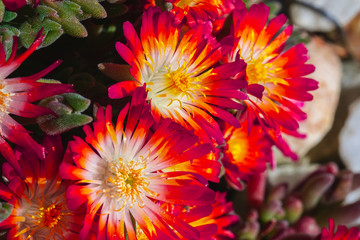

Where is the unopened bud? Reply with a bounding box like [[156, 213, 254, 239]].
[[268, 183, 288, 202], [300, 173, 335, 210], [260, 200, 284, 222], [295, 216, 320, 236], [284, 196, 303, 224], [238, 221, 260, 240], [323, 170, 353, 204]]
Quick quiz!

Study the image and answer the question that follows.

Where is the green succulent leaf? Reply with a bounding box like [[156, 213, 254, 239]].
[[0, 202, 13, 223], [38, 113, 92, 135], [98, 63, 136, 82], [37, 78, 62, 84], [18, 0, 106, 48], [62, 93, 91, 113], [37, 93, 92, 135], [2, 11, 17, 22], [0, 24, 20, 59], [0, 1, 4, 22]]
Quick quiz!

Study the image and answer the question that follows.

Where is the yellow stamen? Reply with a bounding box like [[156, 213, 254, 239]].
[[16, 197, 73, 240], [102, 158, 153, 209]]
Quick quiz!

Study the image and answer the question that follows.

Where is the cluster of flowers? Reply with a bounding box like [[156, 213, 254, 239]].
[[0, 0, 356, 239]]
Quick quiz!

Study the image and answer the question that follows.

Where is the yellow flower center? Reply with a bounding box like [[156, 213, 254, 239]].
[[159, 61, 208, 109], [15, 197, 73, 240], [37, 204, 64, 229], [167, 68, 192, 93], [246, 59, 270, 85], [103, 159, 149, 207], [0, 83, 10, 112], [227, 129, 248, 163]]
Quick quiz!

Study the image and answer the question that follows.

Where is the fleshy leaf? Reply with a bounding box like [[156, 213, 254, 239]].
[[37, 93, 92, 135], [62, 93, 91, 113], [2, 11, 17, 22], [0, 1, 4, 22], [19, 0, 106, 48], [0, 202, 12, 223], [98, 63, 136, 82], [38, 113, 92, 135]]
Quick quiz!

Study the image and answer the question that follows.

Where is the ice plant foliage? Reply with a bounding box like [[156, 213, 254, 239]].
[[0, 136, 84, 239], [221, 121, 272, 190], [0, 35, 73, 159], [109, 7, 247, 144], [60, 87, 216, 239], [225, 3, 318, 159], [320, 218, 360, 240]]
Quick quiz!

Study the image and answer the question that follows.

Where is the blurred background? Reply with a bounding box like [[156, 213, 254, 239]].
[[237, 0, 360, 234]]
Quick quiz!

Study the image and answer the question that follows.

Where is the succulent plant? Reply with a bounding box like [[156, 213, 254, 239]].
[[235, 163, 360, 240]]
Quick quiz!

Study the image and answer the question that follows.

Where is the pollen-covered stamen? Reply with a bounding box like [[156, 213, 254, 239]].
[[16, 197, 73, 239], [165, 63, 195, 93], [104, 158, 149, 205], [239, 50, 287, 88], [162, 61, 206, 105], [38, 204, 63, 228], [246, 59, 270, 85], [0, 83, 10, 112]]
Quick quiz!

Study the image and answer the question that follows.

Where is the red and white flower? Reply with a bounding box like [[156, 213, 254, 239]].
[[224, 3, 318, 159], [60, 87, 216, 239], [109, 7, 247, 144], [221, 120, 273, 190], [0, 35, 73, 159], [0, 136, 85, 240]]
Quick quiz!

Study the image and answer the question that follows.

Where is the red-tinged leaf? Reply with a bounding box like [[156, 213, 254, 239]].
[[98, 63, 136, 82]]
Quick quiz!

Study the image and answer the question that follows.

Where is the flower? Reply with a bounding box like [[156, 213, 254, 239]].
[[0, 136, 85, 239], [0, 35, 73, 159], [108, 7, 247, 144], [145, 0, 243, 27], [221, 120, 273, 190], [320, 218, 360, 240], [224, 3, 318, 159], [60, 86, 216, 239]]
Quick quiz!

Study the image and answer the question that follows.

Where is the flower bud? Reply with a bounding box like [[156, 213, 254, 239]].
[[299, 173, 335, 210], [284, 196, 303, 223], [295, 216, 320, 236]]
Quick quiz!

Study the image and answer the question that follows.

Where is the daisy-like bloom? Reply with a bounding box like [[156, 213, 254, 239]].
[[145, 0, 243, 27], [224, 3, 318, 159], [0, 136, 85, 239], [320, 218, 360, 240], [109, 7, 247, 144], [60, 87, 216, 239], [0, 35, 73, 159], [221, 120, 272, 190], [158, 192, 238, 239]]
